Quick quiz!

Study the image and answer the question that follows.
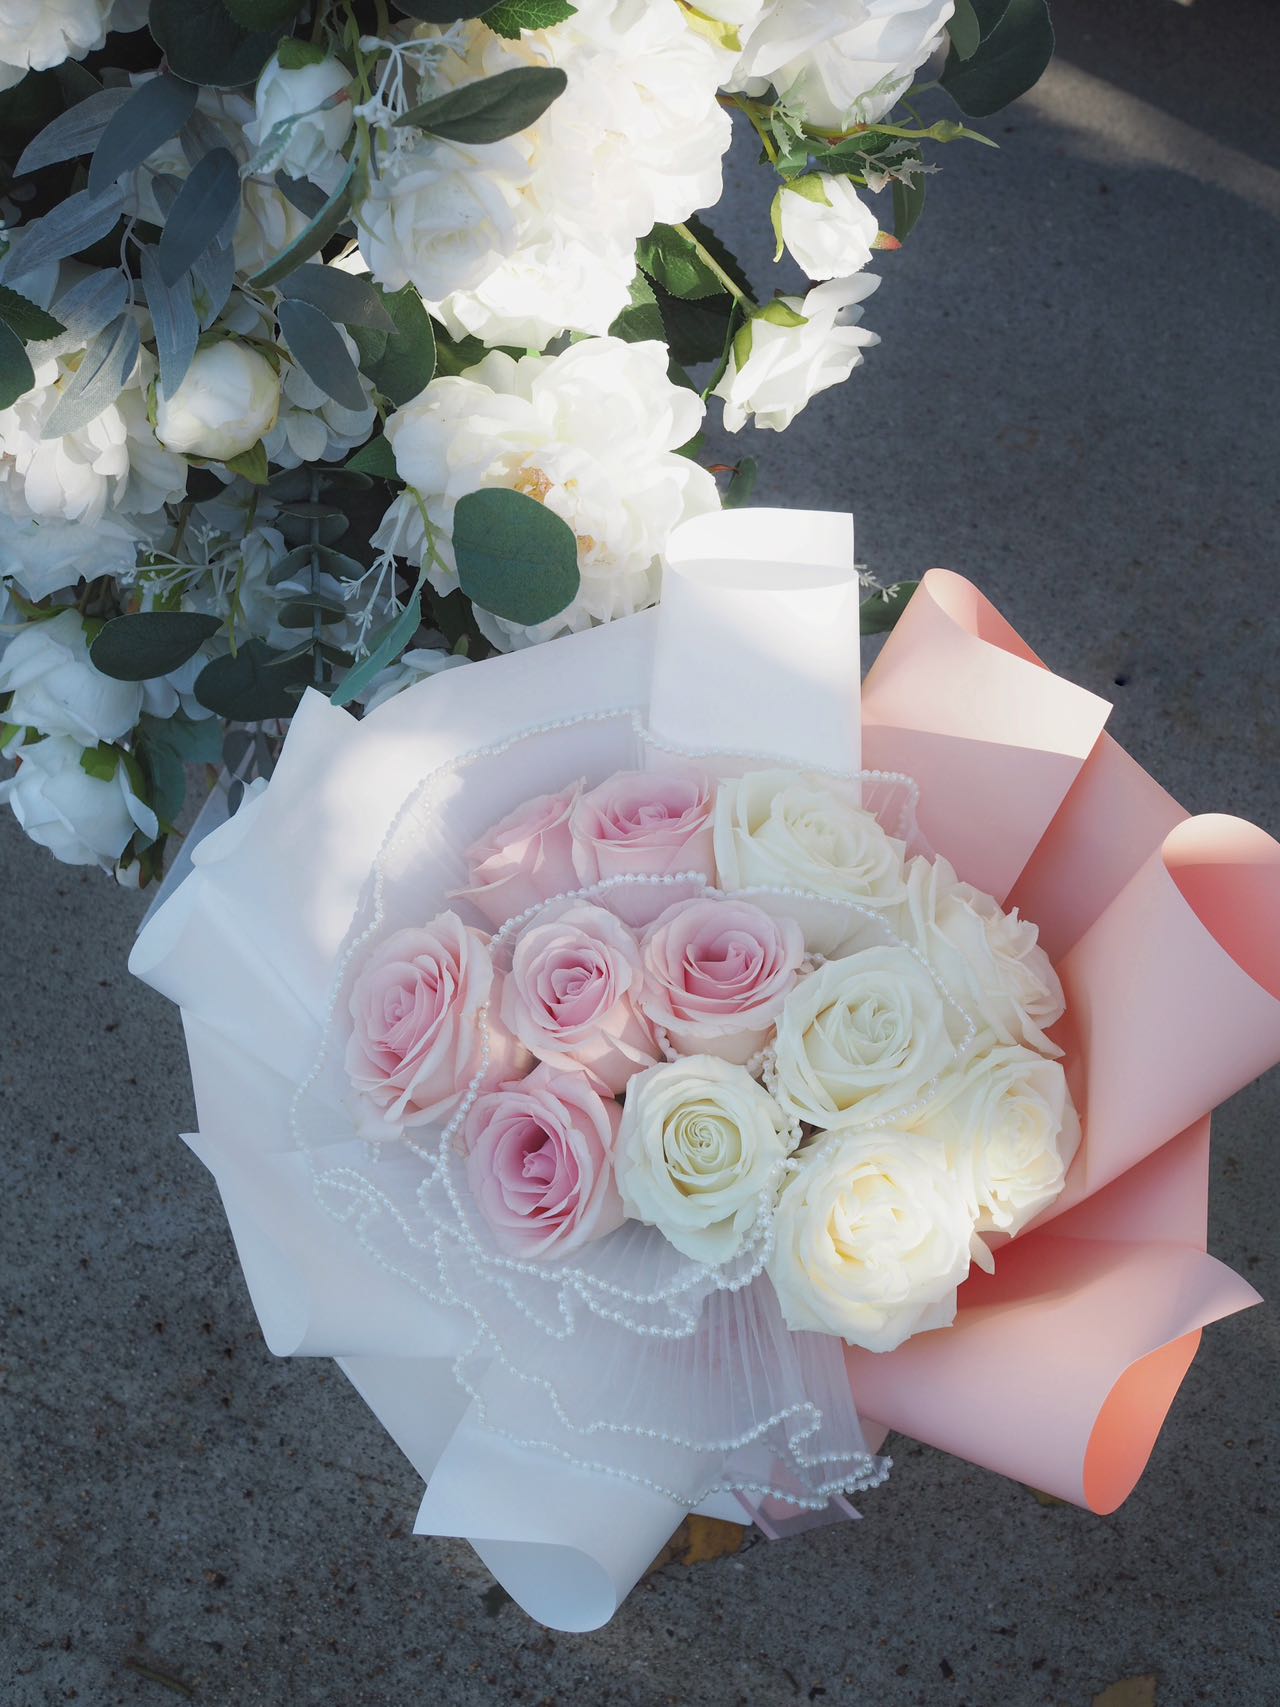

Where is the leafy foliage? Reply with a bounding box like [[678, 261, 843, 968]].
[[454, 487, 580, 627]]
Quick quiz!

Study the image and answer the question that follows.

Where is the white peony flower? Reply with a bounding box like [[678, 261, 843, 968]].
[[247, 48, 353, 183], [155, 342, 281, 462], [730, 0, 955, 128], [0, 735, 158, 869], [358, 647, 468, 714], [772, 945, 956, 1130], [713, 769, 907, 918], [615, 1054, 793, 1264], [714, 275, 880, 432], [773, 174, 879, 280], [0, 0, 114, 92], [357, 136, 528, 303], [911, 1044, 1081, 1237], [396, 0, 731, 344], [900, 853, 1066, 1055], [768, 1128, 975, 1351], [0, 609, 142, 744], [379, 336, 719, 650]]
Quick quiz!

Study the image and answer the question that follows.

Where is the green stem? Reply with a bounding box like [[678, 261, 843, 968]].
[[671, 222, 752, 308], [727, 94, 778, 166]]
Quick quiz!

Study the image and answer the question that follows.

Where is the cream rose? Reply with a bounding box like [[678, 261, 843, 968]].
[[772, 945, 955, 1130], [912, 1045, 1081, 1236], [0, 733, 157, 870], [713, 276, 879, 433], [615, 1056, 792, 1264], [768, 1129, 975, 1352], [155, 343, 281, 463], [773, 175, 879, 281], [0, 610, 142, 745], [901, 853, 1066, 1055], [712, 769, 907, 936], [247, 48, 353, 183]]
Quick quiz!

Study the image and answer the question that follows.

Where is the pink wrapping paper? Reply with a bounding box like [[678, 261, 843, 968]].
[[850, 573, 1276, 1512]]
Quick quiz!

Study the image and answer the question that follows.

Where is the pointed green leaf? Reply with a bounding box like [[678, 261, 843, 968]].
[[948, 0, 983, 60], [345, 435, 400, 480], [8, 185, 128, 274], [0, 284, 66, 343], [194, 639, 312, 719], [279, 264, 396, 331], [248, 159, 355, 289], [224, 440, 270, 484], [277, 297, 367, 411], [87, 74, 198, 199], [40, 313, 139, 438], [397, 65, 567, 144], [0, 321, 35, 409], [274, 35, 328, 69], [941, 0, 1053, 116], [79, 743, 120, 781], [359, 284, 435, 404], [158, 147, 241, 285], [15, 86, 130, 175], [141, 247, 199, 399], [329, 587, 424, 709], [483, 0, 576, 37]]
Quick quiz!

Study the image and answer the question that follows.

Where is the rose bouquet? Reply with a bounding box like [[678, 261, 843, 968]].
[[0, 0, 1056, 884], [131, 508, 1280, 1630]]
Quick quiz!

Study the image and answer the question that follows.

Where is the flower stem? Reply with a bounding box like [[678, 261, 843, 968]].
[[671, 222, 752, 308]]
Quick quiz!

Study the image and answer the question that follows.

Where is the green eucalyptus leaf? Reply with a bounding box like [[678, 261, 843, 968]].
[[397, 65, 567, 144], [0, 284, 66, 343], [483, 0, 576, 37], [248, 159, 355, 289], [948, 0, 983, 60], [158, 148, 241, 286], [940, 0, 1053, 116], [280, 264, 396, 331], [277, 297, 367, 411], [40, 313, 139, 438], [194, 639, 312, 719], [860, 581, 918, 634], [90, 612, 222, 681], [224, 0, 303, 27], [38, 270, 129, 358], [87, 74, 198, 199], [454, 486, 579, 627], [150, 0, 288, 89], [360, 285, 435, 404], [0, 321, 35, 410]]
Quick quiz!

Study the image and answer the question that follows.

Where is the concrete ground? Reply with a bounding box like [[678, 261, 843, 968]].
[[3, 2, 1278, 1703]]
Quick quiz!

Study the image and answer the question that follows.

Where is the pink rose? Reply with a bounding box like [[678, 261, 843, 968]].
[[500, 902, 660, 1094], [570, 769, 716, 926], [464, 1064, 625, 1258], [453, 780, 584, 929], [345, 912, 523, 1137], [639, 897, 807, 1064]]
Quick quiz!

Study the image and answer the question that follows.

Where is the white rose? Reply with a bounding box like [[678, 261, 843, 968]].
[[715, 276, 880, 433], [357, 137, 528, 303], [713, 769, 907, 921], [731, 0, 954, 128], [155, 343, 281, 462], [0, 735, 157, 869], [615, 1055, 793, 1264], [773, 175, 879, 281], [0, 0, 113, 91], [381, 336, 719, 650], [912, 1044, 1081, 1236], [235, 179, 316, 277], [428, 227, 636, 349], [773, 945, 956, 1130], [247, 48, 353, 181], [0, 610, 142, 744], [0, 353, 129, 524], [901, 853, 1066, 1055], [768, 1129, 975, 1351]]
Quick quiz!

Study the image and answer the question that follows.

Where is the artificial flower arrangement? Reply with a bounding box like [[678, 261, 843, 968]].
[[0, 0, 1054, 883], [132, 510, 1280, 1631]]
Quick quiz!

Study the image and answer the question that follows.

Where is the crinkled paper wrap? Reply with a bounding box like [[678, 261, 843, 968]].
[[131, 522, 1274, 1629]]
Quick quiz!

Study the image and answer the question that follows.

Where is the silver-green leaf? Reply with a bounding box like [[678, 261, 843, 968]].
[[277, 297, 367, 411], [40, 313, 140, 439], [87, 74, 199, 198], [157, 147, 241, 286]]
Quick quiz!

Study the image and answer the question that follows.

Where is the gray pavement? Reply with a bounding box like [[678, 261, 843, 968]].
[[4, 2, 1278, 1703]]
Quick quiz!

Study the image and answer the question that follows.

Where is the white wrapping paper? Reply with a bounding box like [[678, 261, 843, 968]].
[[131, 510, 873, 1629]]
